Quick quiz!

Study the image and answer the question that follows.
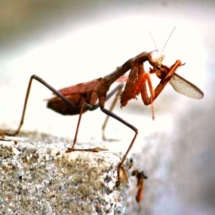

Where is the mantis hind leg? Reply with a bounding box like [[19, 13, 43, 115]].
[[66, 84, 124, 152], [100, 106, 138, 185], [101, 84, 124, 141], [1, 75, 82, 136]]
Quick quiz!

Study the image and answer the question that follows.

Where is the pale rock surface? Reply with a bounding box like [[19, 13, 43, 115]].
[[0, 132, 129, 215]]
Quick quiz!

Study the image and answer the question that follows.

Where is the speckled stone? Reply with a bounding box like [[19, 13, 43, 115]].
[[0, 132, 127, 215]]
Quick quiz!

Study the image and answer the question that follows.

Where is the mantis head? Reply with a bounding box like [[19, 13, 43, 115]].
[[148, 50, 165, 69]]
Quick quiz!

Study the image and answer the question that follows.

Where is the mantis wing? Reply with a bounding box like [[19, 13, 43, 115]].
[[169, 73, 204, 99]]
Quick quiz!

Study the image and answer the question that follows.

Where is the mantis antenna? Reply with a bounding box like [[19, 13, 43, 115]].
[[149, 31, 158, 51], [149, 27, 176, 52], [162, 27, 176, 52]]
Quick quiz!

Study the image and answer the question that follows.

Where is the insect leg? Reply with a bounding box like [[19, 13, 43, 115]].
[[150, 77, 171, 101], [3, 75, 87, 136], [65, 101, 103, 153], [100, 106, 138, 185], [138, 65, 155, 119], [101, 84, 124, 141], [66, 84, 124, 152]]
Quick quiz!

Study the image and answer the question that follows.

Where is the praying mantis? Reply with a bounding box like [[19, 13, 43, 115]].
[[0, 44, 204, 185]]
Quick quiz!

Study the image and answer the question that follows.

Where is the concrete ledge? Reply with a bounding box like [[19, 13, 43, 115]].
[[0, 132, 127, 215]]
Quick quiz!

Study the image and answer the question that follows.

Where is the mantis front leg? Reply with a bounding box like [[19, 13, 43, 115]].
[[120, 63, 155, 119]]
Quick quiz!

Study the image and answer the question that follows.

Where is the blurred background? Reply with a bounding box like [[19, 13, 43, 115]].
[[0, 0, 214, 214]]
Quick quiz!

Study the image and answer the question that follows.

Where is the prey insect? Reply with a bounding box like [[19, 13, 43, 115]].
[[148, 61, 204, 99], [128, 158, 148, 210], [131, 169, 148, 211]]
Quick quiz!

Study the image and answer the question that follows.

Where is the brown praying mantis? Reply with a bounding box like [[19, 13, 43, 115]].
[[0, 45, 203, 185]]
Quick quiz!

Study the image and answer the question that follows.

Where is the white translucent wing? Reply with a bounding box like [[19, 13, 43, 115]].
[[169, 73, 204, 99]]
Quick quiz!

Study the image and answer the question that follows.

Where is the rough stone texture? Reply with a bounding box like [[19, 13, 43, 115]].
[[0, 132, 127, 215]]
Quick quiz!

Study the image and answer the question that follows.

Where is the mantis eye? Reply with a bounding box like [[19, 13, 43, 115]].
[[148, 50, 165, 69]]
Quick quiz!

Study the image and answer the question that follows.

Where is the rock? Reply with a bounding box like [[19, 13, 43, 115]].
[[0, 132, 127, 215]]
